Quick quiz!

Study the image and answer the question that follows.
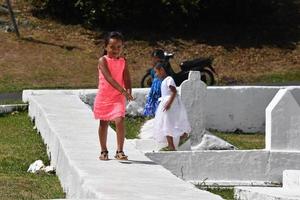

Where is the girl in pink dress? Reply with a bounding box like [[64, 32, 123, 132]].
[[94, 32, 133, 160]]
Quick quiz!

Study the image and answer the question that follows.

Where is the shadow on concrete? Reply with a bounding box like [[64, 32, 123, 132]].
[[118, 160, 158, 165]]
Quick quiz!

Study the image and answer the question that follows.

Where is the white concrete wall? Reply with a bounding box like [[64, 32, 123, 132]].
[[266, 88, 300, 151], [0, 104, 28, 114], [146, 150, 300, 185], [23, 86, 300, 134], [205, 86, 285, 132]]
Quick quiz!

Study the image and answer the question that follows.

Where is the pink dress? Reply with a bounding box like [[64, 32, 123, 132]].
[[93, 56, 126, 120]]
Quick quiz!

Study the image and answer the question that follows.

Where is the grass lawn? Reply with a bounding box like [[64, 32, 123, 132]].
[[211, 130, 265, 150], [0, 111, 65, 199], [110, 116, 147, 139], [0, 99, 25, 105], [206, 187, 234, 200], [196, 186, 234, 200], [255, 69, 300, 84]]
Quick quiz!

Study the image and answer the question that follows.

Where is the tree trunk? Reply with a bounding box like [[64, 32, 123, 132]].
[[5, 0, 20, 38]]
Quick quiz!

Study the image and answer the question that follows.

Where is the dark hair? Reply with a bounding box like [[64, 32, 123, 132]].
[[154, 61, 169, 75], [151, 49, 165, 60], [103, 31, 124, 55]]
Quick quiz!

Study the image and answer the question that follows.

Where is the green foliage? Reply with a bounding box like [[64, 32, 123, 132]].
[[27, 0, 299, 29], [124, 116, 147, 139]]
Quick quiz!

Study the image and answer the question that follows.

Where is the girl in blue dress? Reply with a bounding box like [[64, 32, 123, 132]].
[[143, 49, 165, 117]]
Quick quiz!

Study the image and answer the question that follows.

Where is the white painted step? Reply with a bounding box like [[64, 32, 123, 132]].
[[26, 92, 222, 200], [235, 187, 300, 200], [283, 170, 300, 190]]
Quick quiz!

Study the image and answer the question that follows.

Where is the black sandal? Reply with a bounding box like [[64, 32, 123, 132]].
[[114, 150, 128, 160], [99, 150, 109, 160]]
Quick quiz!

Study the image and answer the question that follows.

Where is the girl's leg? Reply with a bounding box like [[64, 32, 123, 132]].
[[114, 117, 125, 151], [99, 120, 109, 151], [114, 117, 128, 160], [166, 136, 176, 150]]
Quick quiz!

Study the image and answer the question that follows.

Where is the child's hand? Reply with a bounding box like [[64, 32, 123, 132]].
[[123, 91, 134, 101], [163, 101, 171, 111]]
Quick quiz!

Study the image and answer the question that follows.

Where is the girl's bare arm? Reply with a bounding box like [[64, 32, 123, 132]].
[[123, 62, 132, 95], [163, 85, 177, 111]]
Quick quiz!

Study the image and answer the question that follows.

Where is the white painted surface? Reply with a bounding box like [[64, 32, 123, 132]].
[[283, 170, 300, 190], [23, 88, 150, 116], [0, 104, 28, 114], [266, 88, 300, 150], [205, 86, 285, 132], [22, 89, 98, 102], [27, 92, 222, 200], [146, 150, 300, 184], [180, 71, 207, 145], [235, 187, 300, 200], [191, 133, 236, 150], [235, 170, 300, 200], [23, 86, 300, 135]]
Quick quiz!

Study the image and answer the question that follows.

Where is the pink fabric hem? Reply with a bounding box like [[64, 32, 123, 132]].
[[94, 112, 125, 121]]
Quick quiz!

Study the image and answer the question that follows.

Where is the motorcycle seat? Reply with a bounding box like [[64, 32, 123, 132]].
[[180, 57, 212, 71]]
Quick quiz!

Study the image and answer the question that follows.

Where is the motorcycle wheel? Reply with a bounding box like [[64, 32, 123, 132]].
[[201, 69, 215, 85], [141, 72, 153, 88]]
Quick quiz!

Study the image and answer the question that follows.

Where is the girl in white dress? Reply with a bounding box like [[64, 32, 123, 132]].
[[153, 62, 191, 151]]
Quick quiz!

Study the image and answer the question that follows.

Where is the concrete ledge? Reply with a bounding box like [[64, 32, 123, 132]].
[[22, 89, 98, 103], [146, 150, 300, 185], [283, 170, 300, 190], [235, 187, 300, 200], [0, 104, 28, 114]]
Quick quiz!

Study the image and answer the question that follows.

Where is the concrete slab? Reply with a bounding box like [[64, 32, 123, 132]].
[[235, 187, 300, 200], [26, 92, 222, 200], [283, 170, 300, 190], [0, 104, 28, 114], [146, 150, 300, 185]]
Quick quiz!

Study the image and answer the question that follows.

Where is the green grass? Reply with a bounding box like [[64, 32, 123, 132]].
[[211, 130, 265, 150], [110, 116, 147, 139], [199, 186, 234, 200], [255, 69, 300, 84], [0, 100, 25, 105], [0, 112, 65, 199], [124, 116, 147, 139]]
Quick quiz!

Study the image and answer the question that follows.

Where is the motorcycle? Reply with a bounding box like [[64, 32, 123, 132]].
[[141, 51, 217, 87]]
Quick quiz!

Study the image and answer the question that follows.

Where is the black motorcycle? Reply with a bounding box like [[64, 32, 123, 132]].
[[141, 52, 217, 88]]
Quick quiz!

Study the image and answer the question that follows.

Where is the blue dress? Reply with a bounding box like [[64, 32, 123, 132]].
[[143, 68, 162, 117]]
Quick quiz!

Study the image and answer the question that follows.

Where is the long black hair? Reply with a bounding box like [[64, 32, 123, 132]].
[[154, 61, 170, 76], [103, 31, 124, 56]]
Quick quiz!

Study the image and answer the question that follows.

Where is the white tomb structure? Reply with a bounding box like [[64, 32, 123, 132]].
[[22, 71, 300, 199]]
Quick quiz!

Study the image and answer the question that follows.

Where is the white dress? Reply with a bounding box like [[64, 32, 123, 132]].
[[153, 76, 191, 143]]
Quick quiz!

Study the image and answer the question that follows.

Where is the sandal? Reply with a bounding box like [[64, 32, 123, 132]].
[[179, 134, 190, 147], [159, 146, 176, 151], [99, 150, 109, 160], [114, 150, 128, 160]]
